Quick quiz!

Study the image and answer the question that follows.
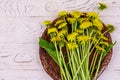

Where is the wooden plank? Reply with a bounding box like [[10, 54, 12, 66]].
[[98, 70, 120, 80], [0, 70, 52, 80]]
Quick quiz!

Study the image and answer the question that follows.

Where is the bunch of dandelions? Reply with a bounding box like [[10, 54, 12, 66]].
[[42, 10, 115, 80]]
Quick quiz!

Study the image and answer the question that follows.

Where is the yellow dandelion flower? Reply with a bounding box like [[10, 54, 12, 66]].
[[55, 20, 65, 26], [100, 35, 108, 40], [79, 18, 89, 23], [93, 19, 103, 31], [47, 28, 58, 34], [87, 12, 99, 19], [67, 42, 78, 50], [50, 37, 61, 42], [70, 10, 83, 19], [80, 21, 92, 29], [58, 22, 67, 29], [100, 41, 109, 46], [58, 30, 68, 37], [76, 29, 84, 34], [96, 45, 106, 52], [58, 11, 68, 17], [77, 36, 90, 42], [67, 32, 78, 41], [67, 18, 76, 24], [42, 20, 52, 26], [96, 30, 102, 35], [92, 37, 98, 43], [50, 37, 57, 42]]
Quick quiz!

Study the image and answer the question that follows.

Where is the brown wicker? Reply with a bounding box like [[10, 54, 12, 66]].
[[39, 18, 112, 80]]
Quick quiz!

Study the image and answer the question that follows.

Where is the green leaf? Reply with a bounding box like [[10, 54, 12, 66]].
[[39, 38, 59, 65], [98, 2, 107, 11], [42, 20, 52, 27]]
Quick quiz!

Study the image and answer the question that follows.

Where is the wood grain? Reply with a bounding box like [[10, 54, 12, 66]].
[[0, 0, 120, 80]]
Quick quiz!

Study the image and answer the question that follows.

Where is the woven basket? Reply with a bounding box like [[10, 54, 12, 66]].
[[39, 18, 112, 80]]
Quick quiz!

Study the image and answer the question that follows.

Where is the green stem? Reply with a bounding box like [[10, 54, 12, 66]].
[[90, 51, 98, 77], [86, 43, 90, 80], [73, 45, 87, 80], [54, 42, 67, 80], [86, 29, 90, 80], [90, 30, 108, 54], [70, 50, 76, 75], [94, 52, 103, 80], [67, 48, 74, 78], [73, 54, 86, 80], [76, 48, 82, 79], [74, 21, 77, 31], [60, 46, 72, 80]]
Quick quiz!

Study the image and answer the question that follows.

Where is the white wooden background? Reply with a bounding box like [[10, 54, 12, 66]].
[[0, 0, 120, 80]]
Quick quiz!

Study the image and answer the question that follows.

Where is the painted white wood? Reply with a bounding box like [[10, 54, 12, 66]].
[[0, 0, 120, 80]]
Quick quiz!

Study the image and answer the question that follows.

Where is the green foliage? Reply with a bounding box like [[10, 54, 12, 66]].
[[39, 38, 59, 65]]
